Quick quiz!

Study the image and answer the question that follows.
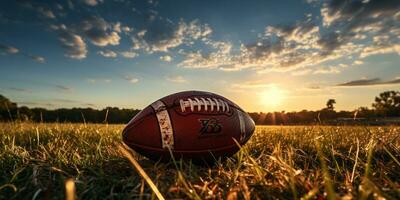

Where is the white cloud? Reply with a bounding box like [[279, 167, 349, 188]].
[[313, 66, 341, 74], [80, 16, 121, 46], [113, 22, 121, 33], [131, 19, 212, 53], [82, 0, 101, 6], [120, 51, 137, 58], [353, 60, 364, 65], [124, 76, 139, 84], [30, 55, 45, 63], [37, 6, 56, 19], [160, 55, 172, 62], [166, 75, 186, 83], [98, 50, 117, 58], [122, 26, 133, 34], [0, 44, 19, 54], [177, 2, 399, 75], [87, 78, 112, 83], [360, 44, 400, 58], [55, 85, 73, 92], [178, 41, 233, 69], [53, 24, 87, 59]]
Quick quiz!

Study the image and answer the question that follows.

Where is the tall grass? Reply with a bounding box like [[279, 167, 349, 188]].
[[0, 123, 399, 199]]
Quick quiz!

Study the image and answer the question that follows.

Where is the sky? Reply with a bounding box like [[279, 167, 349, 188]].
[[0, 0, 399, 112]]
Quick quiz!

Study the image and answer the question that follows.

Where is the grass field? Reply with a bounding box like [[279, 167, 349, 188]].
[[1, 123, 399, 199]]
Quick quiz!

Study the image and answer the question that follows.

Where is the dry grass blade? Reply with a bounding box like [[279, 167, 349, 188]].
[[315, 140, 336, 200], [350, 138, 360, 183], [0, 184, 17, 193], [383, 146, 400, 167], [118, 144, 165, 200]]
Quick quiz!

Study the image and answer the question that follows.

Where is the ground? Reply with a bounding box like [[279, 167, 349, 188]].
[[0, 123, 399, 199]]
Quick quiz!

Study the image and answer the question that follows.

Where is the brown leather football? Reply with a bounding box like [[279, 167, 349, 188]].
[[122, 91, 255, 162]]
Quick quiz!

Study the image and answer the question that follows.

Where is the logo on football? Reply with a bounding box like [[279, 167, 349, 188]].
[[199, 118, 222, 135]]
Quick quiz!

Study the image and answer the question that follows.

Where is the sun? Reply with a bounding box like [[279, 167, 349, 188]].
[[259, 85, 286, 109]]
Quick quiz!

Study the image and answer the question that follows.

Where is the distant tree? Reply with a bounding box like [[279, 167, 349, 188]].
[[355, 107, 376, 119], [372, 91, 400, 117], [18, 106, 33, 121], [0, 95, 18, 121], [326, 99, 336, 110], [0, 95, 17, 110]]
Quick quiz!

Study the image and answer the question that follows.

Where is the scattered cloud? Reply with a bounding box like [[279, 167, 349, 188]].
[[132, 19, 212, 53], [98, 50, 117, 58], [55, 85, 73, 92], [121, 26, 133, 34], [120, 51, 137, 58], [178, 40, 233, 69], [160, 55, 172, 62], [360, 44, 400, 58], [321, 0, 400, 28], [305, 0, 319, 5], [124, 76, 139, 84], [80, 16, 121, 47], [4, 0, 399, 76], [337, 77, 400, 87], [36, 6, 55, 19], [178, 0, 399, 73], [0, 44, 19, 54], [113, 22, 121, 33], [87, 79, 96, 83], [87, 78, 112, 83], [29, 55, 45, 63], [313, 66, 340, 74], [353, 60, 364, 65], [165, 75, 186, 83], [8, 87, 32, 93], [0, 44, 45, 63], [320, 0, 400, 59], [82, 0, 102, 6], [51, 24, 87, 59]]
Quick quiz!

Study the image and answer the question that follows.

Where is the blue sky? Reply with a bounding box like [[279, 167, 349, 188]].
[[0, 0, 399, 112]]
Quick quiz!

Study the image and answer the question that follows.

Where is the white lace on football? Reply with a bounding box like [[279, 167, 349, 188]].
[[180, 98, 230, 113]]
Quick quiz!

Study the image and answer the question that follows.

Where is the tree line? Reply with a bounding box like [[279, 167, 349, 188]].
[[0, 95, 140, 124], [1, 91, 399, 125]]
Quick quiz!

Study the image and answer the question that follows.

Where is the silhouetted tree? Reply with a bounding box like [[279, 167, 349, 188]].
[[372, 91, 400, 117], [0, 95, 18, 121], [1, 91, 399, 125], [326, 99, 336, 111], [355, 107, 376, 119]]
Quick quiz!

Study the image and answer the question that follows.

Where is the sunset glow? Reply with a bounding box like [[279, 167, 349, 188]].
[[0, 0, 399, 112], [259, 85, 286, 109]]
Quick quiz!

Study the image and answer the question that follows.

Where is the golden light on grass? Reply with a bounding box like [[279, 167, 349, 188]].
[[259, 85, 286, 109], [65, 178, 75, 200], [1, 123, 399, 199]]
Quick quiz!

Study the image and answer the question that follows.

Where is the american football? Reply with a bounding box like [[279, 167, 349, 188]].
[[122, 91, 255, 161], [2, 0, 400, 199]]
